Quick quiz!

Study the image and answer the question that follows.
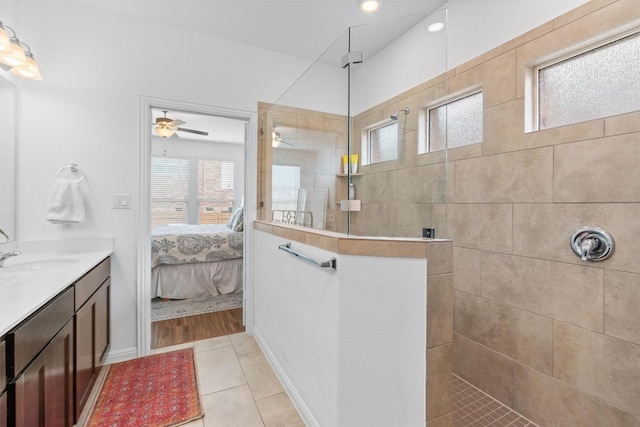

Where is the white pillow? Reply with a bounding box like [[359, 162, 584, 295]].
[[231, 208, 244, 232], [227, 208, 241, 229]]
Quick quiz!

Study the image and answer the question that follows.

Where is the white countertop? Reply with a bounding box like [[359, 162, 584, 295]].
[[0, 248, 112, 336]]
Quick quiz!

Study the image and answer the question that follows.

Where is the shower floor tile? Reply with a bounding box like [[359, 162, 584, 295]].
[[453, 375, 539, 427]]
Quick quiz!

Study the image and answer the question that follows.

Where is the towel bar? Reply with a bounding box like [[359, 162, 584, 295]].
[[278, 242, 337, 270]]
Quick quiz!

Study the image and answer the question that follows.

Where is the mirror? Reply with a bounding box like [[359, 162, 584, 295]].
[[0, 74, 16, 243]]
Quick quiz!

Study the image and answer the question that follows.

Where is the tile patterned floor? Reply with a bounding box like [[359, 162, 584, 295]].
[[89, 338, 540, 427], [453, 375, 538, 427], [149, 333, 305, 427]]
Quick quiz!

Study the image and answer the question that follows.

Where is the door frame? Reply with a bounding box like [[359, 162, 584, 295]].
[[137, 96, 257, 356]]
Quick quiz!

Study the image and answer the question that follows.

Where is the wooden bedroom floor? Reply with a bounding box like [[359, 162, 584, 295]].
[[151, 308, 245, 349]]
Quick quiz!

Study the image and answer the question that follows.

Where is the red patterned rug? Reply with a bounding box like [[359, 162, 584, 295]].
[[87, 348, 203, 427]]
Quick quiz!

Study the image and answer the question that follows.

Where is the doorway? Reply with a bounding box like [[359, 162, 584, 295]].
[[137, 97, 258, 356]]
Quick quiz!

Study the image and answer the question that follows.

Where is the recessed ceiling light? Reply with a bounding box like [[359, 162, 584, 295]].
[[357, 0, 381, 13], [428, 22, 445, 32]]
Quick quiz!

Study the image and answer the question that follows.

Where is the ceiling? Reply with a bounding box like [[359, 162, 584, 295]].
[[151, 109, 246, 144], [67, 0, 447, 60], [114, 1, 447, 143]]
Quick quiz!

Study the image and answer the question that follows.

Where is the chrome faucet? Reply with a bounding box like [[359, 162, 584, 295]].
[[0, 251, 21, 267], [579, 238, 599, 262]]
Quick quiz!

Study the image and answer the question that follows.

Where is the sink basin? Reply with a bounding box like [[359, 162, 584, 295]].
[[2, 258, 81, 272]]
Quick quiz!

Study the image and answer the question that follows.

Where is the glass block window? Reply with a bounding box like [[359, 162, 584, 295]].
[[427, 91, 482, 152], [538, 31, 640, 130], [368, 122, 398, 164]]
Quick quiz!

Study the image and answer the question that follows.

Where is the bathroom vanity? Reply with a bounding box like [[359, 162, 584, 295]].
[[0, 250, 111, 427]]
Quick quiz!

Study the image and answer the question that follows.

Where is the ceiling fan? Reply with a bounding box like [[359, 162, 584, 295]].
[[271, 130, 295, 148], [154, 111, 209, 138]]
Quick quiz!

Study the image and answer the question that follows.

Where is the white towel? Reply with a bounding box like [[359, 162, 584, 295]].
[[45, 178, 86, 224]]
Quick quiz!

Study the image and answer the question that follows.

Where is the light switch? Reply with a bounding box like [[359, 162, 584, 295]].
[[112, 193, 131, 209]]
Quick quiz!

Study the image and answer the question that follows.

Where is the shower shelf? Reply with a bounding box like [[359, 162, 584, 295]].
[[336, 173, 362, 177]]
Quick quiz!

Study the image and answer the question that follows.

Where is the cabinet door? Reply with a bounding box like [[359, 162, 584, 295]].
[[11, 320, 73, 427], [95, 278, 110, 365], [74, 278, 110, 422], [0, 391, 6, 427]]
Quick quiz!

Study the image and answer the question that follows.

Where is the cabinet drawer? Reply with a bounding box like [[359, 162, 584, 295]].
[[0, 340, 5, 391], [7, 287, 74, 378], [75, 257, 110, 310]]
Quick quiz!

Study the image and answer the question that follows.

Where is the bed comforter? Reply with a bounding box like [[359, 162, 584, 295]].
[[151, 224, 243, 268]]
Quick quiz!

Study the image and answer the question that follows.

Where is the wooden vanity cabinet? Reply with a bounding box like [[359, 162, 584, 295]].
[[4, 255, 111, 427], [6, 287, 75, 427], [73, 257, 110, 423]]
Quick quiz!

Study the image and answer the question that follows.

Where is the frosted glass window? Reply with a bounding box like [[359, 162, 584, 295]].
[[369, 122, 398, 163], [428, 92, 482, 152], [538, 31, 640, 130]]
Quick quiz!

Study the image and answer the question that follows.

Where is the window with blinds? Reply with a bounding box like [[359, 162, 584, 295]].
[[151, 157, 190, 228], [197, 159, 236, 224], [151, 157, 237, 228], [272, 165, 301, 211]]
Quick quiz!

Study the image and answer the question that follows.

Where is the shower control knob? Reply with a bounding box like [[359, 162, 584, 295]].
[[570, 227, 614, 262]]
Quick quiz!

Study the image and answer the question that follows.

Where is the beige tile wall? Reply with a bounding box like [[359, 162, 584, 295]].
[[347, 0, 640, 425]]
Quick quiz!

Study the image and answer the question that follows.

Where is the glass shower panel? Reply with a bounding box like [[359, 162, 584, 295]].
[[348, 9, 449, 238], [258, 30, 350, 233], [259, 8, 448, 237]]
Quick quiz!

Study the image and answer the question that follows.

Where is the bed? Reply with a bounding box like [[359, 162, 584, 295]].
[[150, 221, 243, 299]]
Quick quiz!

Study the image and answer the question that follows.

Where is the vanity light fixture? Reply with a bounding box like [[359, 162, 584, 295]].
[[10, 43, 41, 80], [357, 0, 381, 13], [0, 22, 10, 51], [0, 21, 42, 80]]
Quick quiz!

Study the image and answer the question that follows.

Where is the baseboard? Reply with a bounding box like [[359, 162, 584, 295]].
[[252, 327, 320, 427], [103, 346, 138, 365]]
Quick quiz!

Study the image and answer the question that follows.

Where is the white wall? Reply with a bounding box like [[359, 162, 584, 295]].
[[253, 231, 426, 427], [13, 0, 315, 356], [351, 0, 591, 114]]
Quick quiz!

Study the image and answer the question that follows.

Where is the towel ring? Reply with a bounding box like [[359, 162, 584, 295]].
[[57, 163, 84, 182]]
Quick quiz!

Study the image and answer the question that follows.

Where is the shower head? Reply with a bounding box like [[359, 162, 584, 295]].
[[390, 107, 410, 121]]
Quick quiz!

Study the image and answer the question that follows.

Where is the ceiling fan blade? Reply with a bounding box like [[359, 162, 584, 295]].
[[175, 127, 209, 136], [171, 119, 186, 127]]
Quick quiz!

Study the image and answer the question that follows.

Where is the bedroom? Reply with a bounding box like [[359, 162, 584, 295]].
[[148, 107, 247, 348]]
